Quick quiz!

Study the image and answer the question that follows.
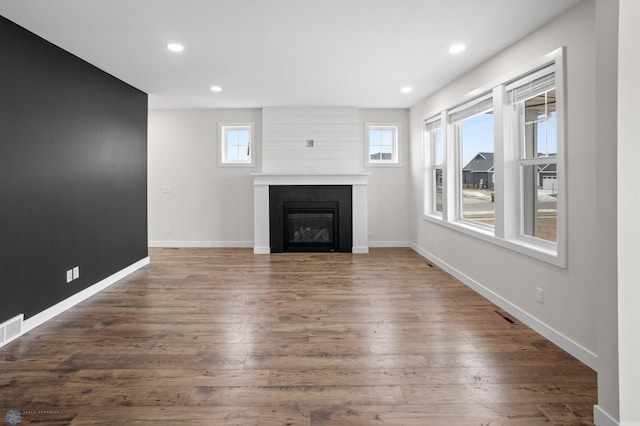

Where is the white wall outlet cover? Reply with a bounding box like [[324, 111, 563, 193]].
[[73, 266, 79, 279], [66, 270, 73, 283]]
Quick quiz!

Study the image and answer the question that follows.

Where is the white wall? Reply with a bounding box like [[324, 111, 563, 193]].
[[148, 109, 261, 247], [409, 0, 600, 367], [360, 109, 411, 246], [617, 0, 640, 423], [148, 107, 411, 247], [595, 0, 620, 423]]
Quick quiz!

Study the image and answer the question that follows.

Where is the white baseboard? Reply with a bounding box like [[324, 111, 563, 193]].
[[149, 241, 253, 248], [368, 241, 411, 248], [410, 243, 598, 370], [8, 257, 150, 347], [254, 247, 371, 254], [594, 406, 620, 426]]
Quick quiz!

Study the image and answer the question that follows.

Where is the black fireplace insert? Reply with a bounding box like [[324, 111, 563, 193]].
[[269, 185, 352, 252]]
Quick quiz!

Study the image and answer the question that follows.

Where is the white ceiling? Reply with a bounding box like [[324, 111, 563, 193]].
[[0, 0, 582, 109]]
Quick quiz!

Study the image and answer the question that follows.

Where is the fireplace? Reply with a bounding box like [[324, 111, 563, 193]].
[[269, 185, 352, 252], [252, 173, 369, 254]]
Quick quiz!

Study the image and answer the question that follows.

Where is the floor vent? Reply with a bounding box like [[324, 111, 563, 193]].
[[0, 314, 24, 346], [494, 310, 516, 324]]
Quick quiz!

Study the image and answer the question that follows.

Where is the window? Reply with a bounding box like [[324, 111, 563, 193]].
[[424, 117, 443, 216], [219, 123, 255, 166], [366, 123, 399, 166], [450, 95, 495, 228], [508, 67, 558, 245], [422, 48, 565, 266]]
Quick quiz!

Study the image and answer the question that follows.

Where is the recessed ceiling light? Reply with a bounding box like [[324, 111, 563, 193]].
[[401, 86, 413, 93], [449, 43, 466, 54], [210, 85, 222, 92], [166, 43, 184, 52]]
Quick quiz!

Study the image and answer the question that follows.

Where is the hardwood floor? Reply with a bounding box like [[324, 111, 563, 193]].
[[1, 248, 596, 425]]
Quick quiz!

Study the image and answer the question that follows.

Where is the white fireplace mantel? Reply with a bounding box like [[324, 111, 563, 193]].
[[251, 172, 370, 254]]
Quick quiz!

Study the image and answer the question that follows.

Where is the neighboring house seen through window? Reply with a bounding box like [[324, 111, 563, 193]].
[[450, 95, 495, 228], [366, 123, 399, 166]]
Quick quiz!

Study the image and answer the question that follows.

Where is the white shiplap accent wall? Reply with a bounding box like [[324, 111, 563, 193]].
[[262, 107, 360, 174]]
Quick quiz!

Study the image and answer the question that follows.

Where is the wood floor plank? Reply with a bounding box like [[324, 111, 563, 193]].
[[70, 406, 311, 426], [186, 385, 407, 406], [309, 404, 551, 425], [0, 248, 597, 424]]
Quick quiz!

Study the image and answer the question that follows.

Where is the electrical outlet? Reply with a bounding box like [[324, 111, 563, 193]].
[[73, 266, 80, 280], [536, 287, 544, 304], [66, 269, 73, 283], [167, 225, 173, 234]]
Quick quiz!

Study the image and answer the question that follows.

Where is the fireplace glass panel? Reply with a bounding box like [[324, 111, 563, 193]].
[[287, 212, 334, 243]]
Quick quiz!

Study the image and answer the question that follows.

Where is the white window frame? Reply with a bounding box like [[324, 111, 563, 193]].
[[421, 48, 566, 267], [423, 115, 445, 218], [449, 93, 495, 232], [218, 122, 255, 167], [365, 122, 400, 167], [506, 63, 564, 258]]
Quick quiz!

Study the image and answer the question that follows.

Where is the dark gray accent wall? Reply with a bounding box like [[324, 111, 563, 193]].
[[0, 16, 148, 321]]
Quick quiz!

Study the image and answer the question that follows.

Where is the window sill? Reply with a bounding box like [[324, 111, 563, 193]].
[[218, 163, 255, 168], [423, 214, 565, 268], [365, 162, 402, 168]]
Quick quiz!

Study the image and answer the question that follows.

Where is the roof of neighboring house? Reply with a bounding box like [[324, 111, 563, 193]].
[[370, 152, 393, 160], [463, 152, 557, 174], [463, 152, 494, 172], [539, 163, 557, 173]]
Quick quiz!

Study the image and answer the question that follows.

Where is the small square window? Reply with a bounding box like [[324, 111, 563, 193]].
[[219, 123, 255, 167], [365, 123, 399, 166]]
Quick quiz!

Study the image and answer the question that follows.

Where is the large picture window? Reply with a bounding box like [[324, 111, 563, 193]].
[[422, 49, 565, 266]]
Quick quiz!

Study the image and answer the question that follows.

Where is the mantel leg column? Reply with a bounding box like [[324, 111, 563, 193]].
[[352, 184, 369, 254], [253, 184, 270, 254]]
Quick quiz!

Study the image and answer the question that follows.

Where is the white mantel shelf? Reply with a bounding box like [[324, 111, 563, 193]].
[[252, 172, 370, 255], [251, 172, 370, 186]]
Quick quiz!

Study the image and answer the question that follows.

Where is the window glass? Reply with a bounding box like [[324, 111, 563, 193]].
[[219, 123, 254, 166], [226, 128, 251, 162], [434, 167, 443, 213], [460, 111, 495, 226], [517, 82, 557, 244], [433, 127, 443, 214], [369, 128, 394, 161], [424, 121, 443, 217], [521, 164, 558, 242], [434, 128, 443, 165], [524, 90, 557, 158], [367, 124, 399, 165]]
